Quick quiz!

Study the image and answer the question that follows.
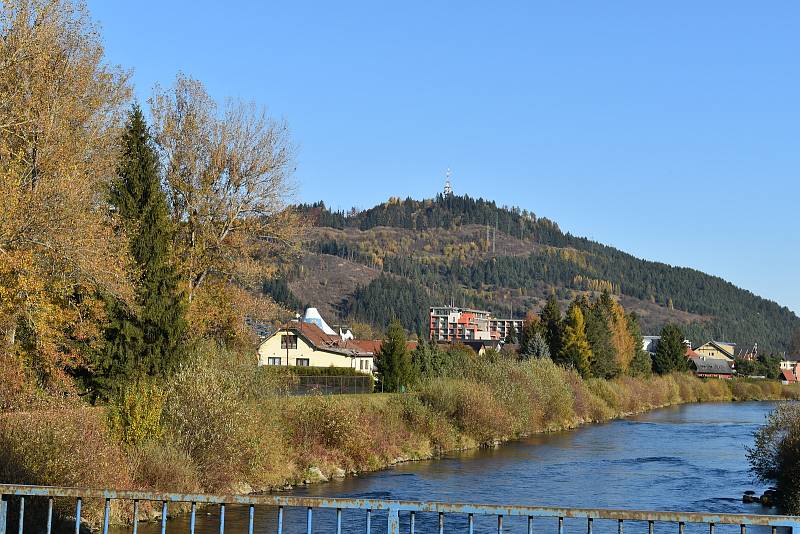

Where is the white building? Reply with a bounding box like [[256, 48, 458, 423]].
[[642, 336, 660, 355]]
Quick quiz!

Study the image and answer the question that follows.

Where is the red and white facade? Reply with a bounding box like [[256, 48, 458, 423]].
[[429, 306, 523, 342]]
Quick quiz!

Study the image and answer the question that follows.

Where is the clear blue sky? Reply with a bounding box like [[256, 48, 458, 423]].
[[88, 1, 800, 314]]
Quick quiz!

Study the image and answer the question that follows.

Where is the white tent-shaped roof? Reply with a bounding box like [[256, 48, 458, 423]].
[[302, 307, 336, 335]]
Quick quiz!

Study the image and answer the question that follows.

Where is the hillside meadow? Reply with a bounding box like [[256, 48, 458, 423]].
[[1, 344, 798, 528]]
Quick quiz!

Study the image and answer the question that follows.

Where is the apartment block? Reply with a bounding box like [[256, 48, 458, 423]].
[[429, 306, 523, 342]]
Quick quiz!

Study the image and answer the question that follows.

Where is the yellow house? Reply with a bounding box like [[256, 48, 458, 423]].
[[257, 322, 375, 374], [694, 341, 736, 362]]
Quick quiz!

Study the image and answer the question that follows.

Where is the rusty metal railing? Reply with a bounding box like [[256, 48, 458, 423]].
[[1, 484, 799, 534]]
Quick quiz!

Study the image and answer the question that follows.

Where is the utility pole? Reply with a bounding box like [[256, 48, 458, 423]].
[[494, 214, 498, 254]]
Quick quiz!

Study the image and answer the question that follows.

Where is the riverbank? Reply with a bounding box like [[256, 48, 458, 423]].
[[1, 350, 798, 527]]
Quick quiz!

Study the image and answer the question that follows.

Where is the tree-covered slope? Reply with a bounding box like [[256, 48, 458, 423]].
[[290, 196, 798, 352]]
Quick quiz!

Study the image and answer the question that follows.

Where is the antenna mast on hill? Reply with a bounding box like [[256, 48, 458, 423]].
[[444, 168, 453, 196]]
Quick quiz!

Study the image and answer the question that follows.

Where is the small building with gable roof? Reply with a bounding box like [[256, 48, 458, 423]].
[[689, 356, 734, 379], [694, 341, 736, 363]]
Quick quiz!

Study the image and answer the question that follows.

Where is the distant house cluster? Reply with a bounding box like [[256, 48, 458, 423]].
[[643, 336, 799, 382], [642, 337, 738, 379]]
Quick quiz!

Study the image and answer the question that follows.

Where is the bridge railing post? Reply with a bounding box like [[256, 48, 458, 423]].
[[0, 494, 7, 534], [387, 507, 400, 534]]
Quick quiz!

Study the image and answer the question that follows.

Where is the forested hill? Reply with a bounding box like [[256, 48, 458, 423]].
[[286, 195, 799, 353]]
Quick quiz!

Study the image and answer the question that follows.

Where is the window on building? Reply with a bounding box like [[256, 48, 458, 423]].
[[296, 358, 310, 367], [267, 357, 281, 365], [281, 334, 297, 349]]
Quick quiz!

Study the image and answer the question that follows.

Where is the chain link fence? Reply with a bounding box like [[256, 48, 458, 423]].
[[286, 375, 374, 395]]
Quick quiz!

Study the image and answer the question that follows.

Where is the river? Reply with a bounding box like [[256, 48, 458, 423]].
[[126, 402, 782, 534]]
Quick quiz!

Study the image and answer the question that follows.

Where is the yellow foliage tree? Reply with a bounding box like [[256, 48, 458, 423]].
[[562, 303, 592, 378], [150, 74, 304, 305], [0, 0, 133, 391], [609, 299, 636, 373]]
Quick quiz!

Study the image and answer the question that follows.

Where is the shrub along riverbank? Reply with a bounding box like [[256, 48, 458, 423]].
[[748, 403, 800, 515], [1, 344, 799, 527]]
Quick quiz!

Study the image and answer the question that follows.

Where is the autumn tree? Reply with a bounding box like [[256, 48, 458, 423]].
[[349, 321, 377, 340], [517, 311, 538, 348], [0, 0, 132, 393], [376, 319, 413, 392], [606, 296, 636, 373], [653, 323, 688, 374], [150, 75, 303, 327], [148, 75, 304, 343], [561, 302, 592, 377]]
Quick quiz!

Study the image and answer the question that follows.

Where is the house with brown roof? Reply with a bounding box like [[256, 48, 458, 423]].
[[781, 369, 798, 384], [257, 320, 419, 374], [257, 322, 376, 373], [685, 347, 701, 359]]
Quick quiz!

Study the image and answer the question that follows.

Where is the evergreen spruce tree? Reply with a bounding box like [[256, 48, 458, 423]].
[[94, 297, 143, 394], [505, 326, 518, 344], [653, 323, 687, 375], [411, 339, 447, 378], [561, 302, 592, 377], [377, 319, 413, 392], [520, 332, 551, 360], [584, 299, 620, 379], [626, 313, 652, 377], [106, 105, 186, 382], [540, 294, 564, 363], [517, 313, 540, 350]]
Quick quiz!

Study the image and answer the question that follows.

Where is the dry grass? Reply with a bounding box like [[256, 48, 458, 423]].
[[0, 408, 134, 527]]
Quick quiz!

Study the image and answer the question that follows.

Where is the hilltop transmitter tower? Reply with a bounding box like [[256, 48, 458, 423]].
[[443, 168, 453, 196]]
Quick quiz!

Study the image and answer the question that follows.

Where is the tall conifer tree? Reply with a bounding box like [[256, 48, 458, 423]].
[[107, 105, 186, 380], [626, 313, 653, 377], [540, 294, 564, 363], [584, 297, 620, 379], [653, 324, 687, 375], [376, 319, 413, 392]]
